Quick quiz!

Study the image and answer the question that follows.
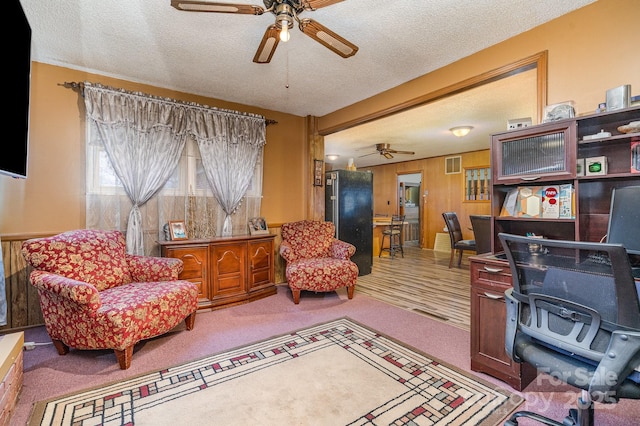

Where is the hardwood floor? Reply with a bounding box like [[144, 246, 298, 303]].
[[355, 243, 473, 331]]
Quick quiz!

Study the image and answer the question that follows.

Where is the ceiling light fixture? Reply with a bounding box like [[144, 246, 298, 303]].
[[276, 3, 294, 43], [326, 154, 339, 161], [450, 126, 474, 137], [279, 19, 290, 42]]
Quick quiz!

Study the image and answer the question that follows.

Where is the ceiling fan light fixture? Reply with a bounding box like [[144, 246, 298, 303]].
[[174, 0, 359, 64], [279, 21, 290, 41], [275, 3, 294, 42], [450, 126, 474, 137]]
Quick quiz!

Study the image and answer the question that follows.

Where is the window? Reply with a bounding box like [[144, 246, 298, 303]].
[[464, 167, 490, 201], [86, 135, 263, 254], [87, 136, 262, 198]]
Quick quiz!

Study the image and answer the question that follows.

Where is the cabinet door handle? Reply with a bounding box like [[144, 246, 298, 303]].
[[484, 292, 504, 300], [520, 176, 540, 181], [483, 266, 503, 273]]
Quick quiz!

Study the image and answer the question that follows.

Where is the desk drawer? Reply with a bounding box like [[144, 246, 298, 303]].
[[471, 261, 511, 286]]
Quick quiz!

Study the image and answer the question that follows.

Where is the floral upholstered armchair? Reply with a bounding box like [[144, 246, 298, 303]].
[[280, 220, 359, 304], [21, 229, 199, 369]]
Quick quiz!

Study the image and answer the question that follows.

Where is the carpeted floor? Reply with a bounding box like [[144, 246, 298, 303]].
[[29, 318, 520, 425], [14, 286, 640, 425]]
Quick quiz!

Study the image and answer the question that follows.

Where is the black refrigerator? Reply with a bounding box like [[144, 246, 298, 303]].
[[325, 170, 373, 276]]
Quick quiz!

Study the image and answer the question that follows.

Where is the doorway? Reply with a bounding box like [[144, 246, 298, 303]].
[[398, 173, 421, 245]]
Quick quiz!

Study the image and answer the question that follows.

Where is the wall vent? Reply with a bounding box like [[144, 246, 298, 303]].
[[445, 156, 462, 174]]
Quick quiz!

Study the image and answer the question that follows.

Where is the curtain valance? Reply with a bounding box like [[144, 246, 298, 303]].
[[82, 82, 267, 133], [83, 82, 267, 253]]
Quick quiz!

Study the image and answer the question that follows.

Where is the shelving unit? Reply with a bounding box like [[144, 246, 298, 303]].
[[471, 105, 640, 390], [490, 105, 640, 252]]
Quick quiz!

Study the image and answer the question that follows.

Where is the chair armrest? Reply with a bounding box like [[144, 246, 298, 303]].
[[126, 255, 184, 282], [330, 239, 356, 260], [29, 270, 101, 308], [279, 240, 296, 263], [590, 330, 640, 402], [504, 289, 519, 362]]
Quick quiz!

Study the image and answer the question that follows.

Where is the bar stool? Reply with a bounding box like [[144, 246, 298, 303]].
[[379, 215, 405, 258]]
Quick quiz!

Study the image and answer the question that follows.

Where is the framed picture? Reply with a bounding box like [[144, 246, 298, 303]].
[[169, 220, 188, 240], [313, 159, 323, 187], [248, 217, 269, 235]]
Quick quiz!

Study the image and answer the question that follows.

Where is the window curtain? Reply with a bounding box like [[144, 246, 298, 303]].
[[83, 82, 266, 255], [84, 83, 190, 254], [189, 108, 266, 236]]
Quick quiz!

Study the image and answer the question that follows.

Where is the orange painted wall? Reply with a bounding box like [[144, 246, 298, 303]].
[[1, 0, 639, 236], [0, 63, 306, 235], [319, 0, 640, 133]]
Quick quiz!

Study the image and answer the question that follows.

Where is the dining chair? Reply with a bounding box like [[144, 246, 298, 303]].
[[469, 214, 492, 254], [442, 212, 476, 268], [379, 214, 405, 258]]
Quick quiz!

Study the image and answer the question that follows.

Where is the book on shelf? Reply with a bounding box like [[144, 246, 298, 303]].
[[500, 184, 574, 219]]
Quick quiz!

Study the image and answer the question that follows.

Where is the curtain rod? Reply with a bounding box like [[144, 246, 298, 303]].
[[59, 81, 278, 126]]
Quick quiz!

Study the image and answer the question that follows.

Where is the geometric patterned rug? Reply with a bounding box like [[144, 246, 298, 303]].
[[30, 317, 521, 425]]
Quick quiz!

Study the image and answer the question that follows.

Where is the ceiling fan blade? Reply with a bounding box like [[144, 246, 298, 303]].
[[302, 0, 345, 11], [253, 25, 280, 64], [383, 152, 394, 159], [298, 18, 358, 58], [358, 152, 378, 158], [388, 150, 415, 155], [171, 0, 265, 14]]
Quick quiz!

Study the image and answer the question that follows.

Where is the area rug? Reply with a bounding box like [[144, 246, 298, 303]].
[[30, 318, 521, 425]]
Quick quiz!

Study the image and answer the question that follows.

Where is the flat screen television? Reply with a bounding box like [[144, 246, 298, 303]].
[[1, 1, 32, 179], [606, 185, 640, 256]]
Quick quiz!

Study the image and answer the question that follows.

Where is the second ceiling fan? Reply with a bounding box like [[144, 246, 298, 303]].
[[171, 0, 359, 64], [360, 143, 415, 160]]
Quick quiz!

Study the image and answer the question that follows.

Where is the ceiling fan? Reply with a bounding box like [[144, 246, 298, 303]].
[[171, 0, 359, 64], [359, 143, 415, 160]]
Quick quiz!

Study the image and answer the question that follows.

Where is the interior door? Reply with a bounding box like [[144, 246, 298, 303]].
[[397, 173, 422, 245]]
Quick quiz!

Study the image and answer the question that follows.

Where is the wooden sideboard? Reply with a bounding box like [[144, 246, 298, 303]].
[[158, 234, 277, 310]]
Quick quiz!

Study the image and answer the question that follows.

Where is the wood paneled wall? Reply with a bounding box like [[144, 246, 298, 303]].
[[360, 149, 491, 249], [0, 236, 43, 332]]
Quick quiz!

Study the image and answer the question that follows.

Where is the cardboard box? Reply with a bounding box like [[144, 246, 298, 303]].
[[541, 186, 560, 218], [559, 184, 574, 219], [585, 156, 607, 176], [517, 186, 543, 218]]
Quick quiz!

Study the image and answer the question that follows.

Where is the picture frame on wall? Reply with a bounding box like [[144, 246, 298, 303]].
[[169, 220, 188, 240], [248, 217, 269, 235], [314, 159, 323, 187]]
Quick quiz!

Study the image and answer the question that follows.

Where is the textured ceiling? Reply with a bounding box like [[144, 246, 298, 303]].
[[20, 0, 596, 168], [326, 68, 538, 168]]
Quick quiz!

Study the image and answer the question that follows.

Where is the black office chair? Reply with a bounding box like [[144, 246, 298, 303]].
[[442, 212, 476, 268], [605, 185, 640, 279], [379, 214, 404, 258], [470, 214, 492, 254], [499, 233, 640, 426]]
